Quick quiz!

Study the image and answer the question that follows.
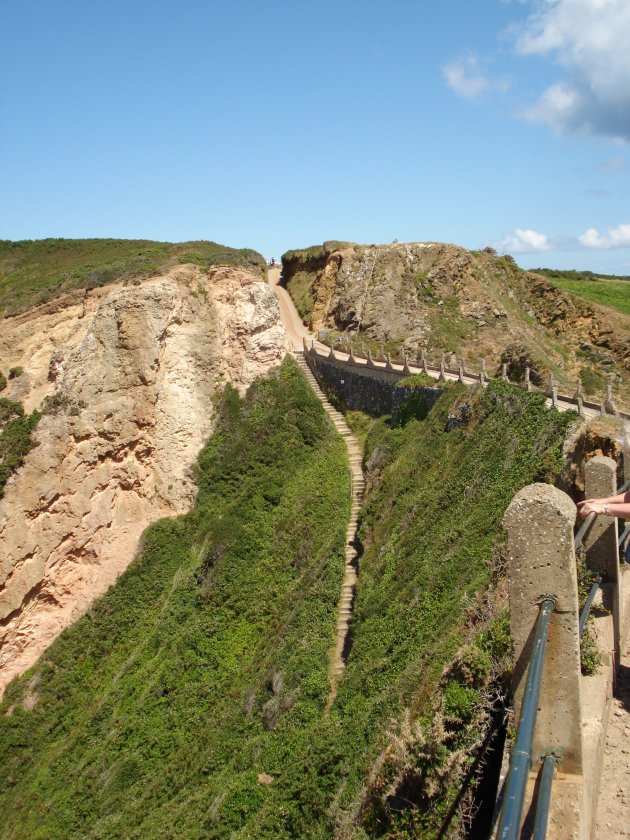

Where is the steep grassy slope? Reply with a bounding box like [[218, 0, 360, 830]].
[[0, 238, 266, 315], [0, 370, 574, 838], [0, 359, 350, 839]]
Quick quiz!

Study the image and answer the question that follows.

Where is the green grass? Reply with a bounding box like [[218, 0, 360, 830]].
[[532, 268, 630, 316], [0, 372, 574, 838], [0, 239, 266, 316]]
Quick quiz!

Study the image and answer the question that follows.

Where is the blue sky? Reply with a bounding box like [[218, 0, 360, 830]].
[[2, 0, 629, 273]]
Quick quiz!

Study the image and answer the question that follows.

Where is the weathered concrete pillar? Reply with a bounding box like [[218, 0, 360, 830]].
[[422, 353, 429, 375], [603, 383, 616, 416], [439, 353, 446, 381], [574, 378, 582, 400], [385, 353, 393, 370], [328, 345, 335, 359], [503, 483, 583, 838], [366, 350, 375, 368], [576, 395, 584, 417], [458, 360, 465, 383], [524, 366, 532, 391], [584, 456, 621, 664], [479, 359, 487, 388], [552, 385, 559, 410], [349, 346, 356, 363], [502, 362, 509, 381], [403, 355, 411, 375]]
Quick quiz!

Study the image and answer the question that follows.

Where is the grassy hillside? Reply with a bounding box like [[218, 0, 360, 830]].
[[0, 369, 574, 838], [532, 268, 630, 316], [0, 238, 266, 316]]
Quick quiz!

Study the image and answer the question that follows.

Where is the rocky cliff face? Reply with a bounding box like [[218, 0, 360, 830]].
[[283, 242, 630, 396], [0, 264, 287, 695]]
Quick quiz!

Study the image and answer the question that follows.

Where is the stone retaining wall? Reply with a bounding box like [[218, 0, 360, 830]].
[[306, 353, 442, 422]]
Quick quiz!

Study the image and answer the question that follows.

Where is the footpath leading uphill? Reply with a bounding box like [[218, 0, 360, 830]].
[[271, 266, 365, 704], [292, 352, 365, 706]]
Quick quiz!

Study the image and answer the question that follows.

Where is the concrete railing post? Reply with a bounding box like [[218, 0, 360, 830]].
[[502, 362, 509, 381], [584, 456, 621, 665], [422, 353, 429, 375], [479, 359, 487, 388], [503, 483, 583, 837], [439, 353, 446, 382], [524, 366, 532, 392]]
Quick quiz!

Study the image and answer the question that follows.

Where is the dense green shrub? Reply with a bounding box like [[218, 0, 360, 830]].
[[0, 397, 40, 497]]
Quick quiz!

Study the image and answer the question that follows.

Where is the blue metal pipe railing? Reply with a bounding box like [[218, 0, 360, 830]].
[[573, 512, 596, 550], [497, 596, 556, 840], [579, 581, 601, 636], [532, 755, 556, 840]]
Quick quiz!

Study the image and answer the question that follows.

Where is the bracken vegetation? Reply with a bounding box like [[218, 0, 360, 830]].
[[0, 367, 575, 838], [0, 239, 267, 316]]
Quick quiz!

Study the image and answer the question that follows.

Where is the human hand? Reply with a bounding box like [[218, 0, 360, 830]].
[[577, 500, 605, 517]]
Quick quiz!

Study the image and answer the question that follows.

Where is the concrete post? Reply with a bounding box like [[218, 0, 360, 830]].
[[524, 366, 532, 392], [349, 346, 356, 363], [603, 383, 616, 416], [479, 359, 487, 388], [584, 456, 621, 664], [422, 353, 429, 375], [403, 355, 411, 375], [574, 378, 582, 400], [366, 350, 375, 368], [577, 395, 584, 417], [439, 353, 446, 381], [503, 483, 583, 837], [552, 385, 559, 410], [502, 362, 509, 381], [328, 345, 335, 359], [458, 360, 465, 383], [547, 373, 555, 396], [385, 353, 393, 370]]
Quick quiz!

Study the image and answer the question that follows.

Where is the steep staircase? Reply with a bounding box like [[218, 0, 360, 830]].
[[293, 351, 365, 708]]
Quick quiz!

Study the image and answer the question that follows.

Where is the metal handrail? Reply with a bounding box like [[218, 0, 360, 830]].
[[532, 755, 557, 840], [574, 512, 596, 550], [579, 581, 601, 636], [497, 596, 556, 840]]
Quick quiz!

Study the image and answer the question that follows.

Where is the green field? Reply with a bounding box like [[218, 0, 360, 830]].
[[533, 268, 630, 316], [0, 238, 266, 316]]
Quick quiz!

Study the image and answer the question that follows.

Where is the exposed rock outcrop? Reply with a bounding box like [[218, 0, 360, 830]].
[[282, 242, 630, 400], [0, 264, 287, 695]]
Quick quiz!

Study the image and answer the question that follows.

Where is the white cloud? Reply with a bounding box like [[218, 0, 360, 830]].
[[442, 54, 509, 101], [496, 228, 553, 253], [578, 223, 630, 248], [515, 0, 630, 141]]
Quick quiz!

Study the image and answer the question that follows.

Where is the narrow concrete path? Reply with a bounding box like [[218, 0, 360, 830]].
[[292, 352, 365, 707], [594, 626, 630, 838]]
